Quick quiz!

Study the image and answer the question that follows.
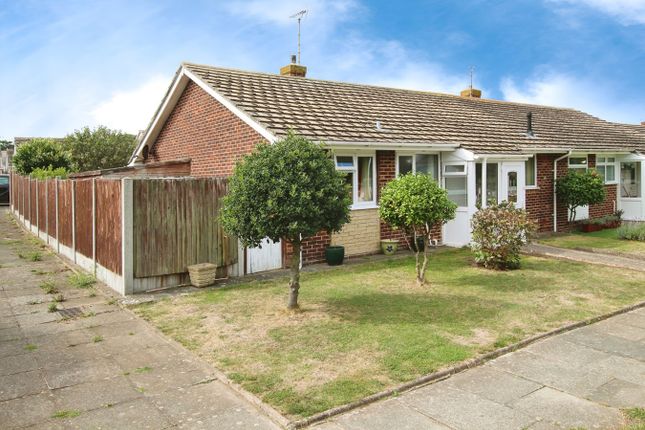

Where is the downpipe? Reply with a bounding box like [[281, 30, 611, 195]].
[[553, 150, 572, 233]]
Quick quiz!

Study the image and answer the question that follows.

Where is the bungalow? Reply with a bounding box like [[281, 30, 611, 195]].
[[129, 61, 645, 273]]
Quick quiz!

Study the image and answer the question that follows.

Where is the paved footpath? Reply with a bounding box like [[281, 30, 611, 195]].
[[0, 210, 279, 430], [315, 308, 645, 430], [525, 243, 645, 273]]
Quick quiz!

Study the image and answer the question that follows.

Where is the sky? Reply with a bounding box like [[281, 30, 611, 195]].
[[1, 0, 644, 140]]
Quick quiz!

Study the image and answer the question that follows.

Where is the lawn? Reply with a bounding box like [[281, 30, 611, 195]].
[[133, 248, 645, 419], [539, 228, 645, 259]]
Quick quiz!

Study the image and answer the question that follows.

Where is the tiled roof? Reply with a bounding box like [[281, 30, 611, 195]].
[[183, 63, 645, 154]]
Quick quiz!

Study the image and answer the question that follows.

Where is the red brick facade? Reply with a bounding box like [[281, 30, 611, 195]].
[[146, 81, 264, 177], [525, 153, 618, 233]]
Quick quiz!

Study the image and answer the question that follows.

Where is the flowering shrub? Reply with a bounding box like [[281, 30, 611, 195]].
[[471, 201, 537, 270]]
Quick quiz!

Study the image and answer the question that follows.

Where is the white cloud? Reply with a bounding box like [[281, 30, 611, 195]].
[[500, 71, 643, 123], [90, 76, 170, 134], [547, 0, 645, 25]]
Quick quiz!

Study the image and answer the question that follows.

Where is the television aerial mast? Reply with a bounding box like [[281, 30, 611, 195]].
[[289, 9, 308, 64]]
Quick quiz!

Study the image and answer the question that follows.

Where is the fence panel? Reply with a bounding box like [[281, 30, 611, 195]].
[[74, 180, 93, 258], [37, 180, 46, 233], [96, 179, 122, 274], [58, 181, 73, 247], [133, 178, 237, 278], [47, 179, 57, 238], [29, 180, 37, 223]]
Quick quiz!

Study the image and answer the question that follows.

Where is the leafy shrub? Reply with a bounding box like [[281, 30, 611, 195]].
[[30, 166, 69, 179], [471, 201, 537, 270], [64, 126, 136, 172], [379, 173, 456, 285], [556, 170, 606, 222], [617, 223, 645, 241], [12, 138, 70, 175]]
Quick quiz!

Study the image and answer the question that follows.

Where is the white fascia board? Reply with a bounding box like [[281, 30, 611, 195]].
[[183, 68, 277, 144], [128, 71, 189, 165], [324, 140, 460, 151], [474, 153, 531, 160]]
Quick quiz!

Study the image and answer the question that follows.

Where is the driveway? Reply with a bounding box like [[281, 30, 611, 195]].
[[0, 209, 280, 429], [314, 308, 645, 430]]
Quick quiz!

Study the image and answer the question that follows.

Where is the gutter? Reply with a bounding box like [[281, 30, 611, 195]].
[[324, 140, 460, 151], [553, 150, 572, 233]]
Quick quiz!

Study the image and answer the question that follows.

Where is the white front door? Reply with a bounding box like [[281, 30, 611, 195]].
[[501, 163, 525, 208], [246, 239, 282, 273]]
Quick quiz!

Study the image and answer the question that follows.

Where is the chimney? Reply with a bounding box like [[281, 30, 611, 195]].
[[460, 87, 482, 98], [280, 55, 307, 77]]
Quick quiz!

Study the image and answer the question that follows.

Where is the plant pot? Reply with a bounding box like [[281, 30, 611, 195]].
[[187, 263, 217, 287], [325, 246, 345, 266], [580, 223, 602, 233], [380, 239, 399, 255], [412, 236, 425, 252]]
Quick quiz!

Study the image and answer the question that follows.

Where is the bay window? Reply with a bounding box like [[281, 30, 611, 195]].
[[335, 154, 376, 208], [443, 163, 467, 207], [596, 156, 616, 183]]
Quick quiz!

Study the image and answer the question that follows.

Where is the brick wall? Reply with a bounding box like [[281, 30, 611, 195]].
[[147, 81, 264, 177], [526, 153, 617, 233]]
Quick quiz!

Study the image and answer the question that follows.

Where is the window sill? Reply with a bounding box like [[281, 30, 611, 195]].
[[350, 203, 378, 211], [525, 186, 540, 190], [604, 181, 618, 185]]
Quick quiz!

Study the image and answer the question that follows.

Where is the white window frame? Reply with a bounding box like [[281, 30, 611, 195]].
[[525, 155, 538, 189], [395, 152, 440, 179], [596, 155, 617, 184], [568, 155, 588, 170], [335, 153, 377, 210], [443, 162, 468, 176]]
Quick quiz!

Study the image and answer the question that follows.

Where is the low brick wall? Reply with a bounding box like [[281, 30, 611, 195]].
[[331, 208, 381, 256]]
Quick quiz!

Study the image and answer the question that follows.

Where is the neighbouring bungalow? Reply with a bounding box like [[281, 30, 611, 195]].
[[129, 60, 645, 274]]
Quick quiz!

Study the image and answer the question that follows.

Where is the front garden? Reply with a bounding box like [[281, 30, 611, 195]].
[[133, 248, 645, 419], [540, 225, 645, 259]]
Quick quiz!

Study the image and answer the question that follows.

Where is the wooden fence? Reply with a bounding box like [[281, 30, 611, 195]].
[[10, 174, 238, 294]]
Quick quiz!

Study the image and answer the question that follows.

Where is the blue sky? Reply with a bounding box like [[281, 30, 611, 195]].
[[1, 0, 644, 140]]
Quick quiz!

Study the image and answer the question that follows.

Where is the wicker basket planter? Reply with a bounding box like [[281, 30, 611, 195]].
[[187, 263, 217, 288]]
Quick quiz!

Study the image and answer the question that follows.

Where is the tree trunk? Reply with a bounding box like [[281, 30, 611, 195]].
[[288, 241, 301, 310], [417, 234, 429, 286]]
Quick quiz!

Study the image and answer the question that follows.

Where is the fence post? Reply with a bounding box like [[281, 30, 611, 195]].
[[71, 180, 77, 264], [28, 176, 31, 230], [55, 178, 60, 254], [92, 178, 97, 275], [121, 178, 134, 295], [45, 180, 49, 244]]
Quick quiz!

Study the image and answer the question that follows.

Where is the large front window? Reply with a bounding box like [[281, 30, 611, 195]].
[[335, 154, 376, 208], [621, 162, 641, 198], [397, 154, 439, 178]]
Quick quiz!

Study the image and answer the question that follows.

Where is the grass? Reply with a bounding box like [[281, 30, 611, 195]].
[[133, 248, 645, 419], [92, 335, 103, 343], [540, 228, 645, 259], [47, 303, 58, 313], [135, 366, 153, 373], [68, 273, 96, 289], [623, 408, 645, 430], [52, 294, 65, 303], [39, 280, 58, 294], [23, 344, 37, 351], [18, 251, 42, 261], [51, 410, 81, 419]]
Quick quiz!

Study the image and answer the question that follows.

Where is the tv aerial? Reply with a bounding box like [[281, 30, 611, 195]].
[[289, 9, 308, 64]]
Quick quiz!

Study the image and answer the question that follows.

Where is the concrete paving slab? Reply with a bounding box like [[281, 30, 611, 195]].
[[0, 392, 56, 428], [562, 325, 645, 361], [51, 376, 143, 412], [511, 387, 622, 429], [592, 318, 645, 342], [27, 327, 96, 350], [33, 341, 105, 368], [0, 369, 48, 401], [333, 398, 452, 430], [0, 338, 35, 358], [587, 378, 645, 408], [524, 336, 613, 367], [149, 381, 246, 426], [402, 384, 536, 430], [125, 365, 212, 395], [443, 365, 543, 405], [0, 351, 39, 376], [56, 397, 173, 430], [608, 311, 645, 329], [42, 358, 123, 389], [0, 326, 23, 342], [588, 355, 645, 384], [185, 404, 280, 430], [108, 343, 192, 369]]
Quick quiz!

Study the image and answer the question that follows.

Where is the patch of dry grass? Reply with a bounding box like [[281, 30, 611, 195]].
[[133, 248, 645, 418]]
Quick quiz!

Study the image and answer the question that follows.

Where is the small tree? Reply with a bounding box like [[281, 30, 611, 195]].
[[12, 138, 70, 175], [220, 132, 351, 309], [556, 170, 606, 222], [64, 126, 136, 172], [471, 201, 537, 270], [379, 174, 457, 285]]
